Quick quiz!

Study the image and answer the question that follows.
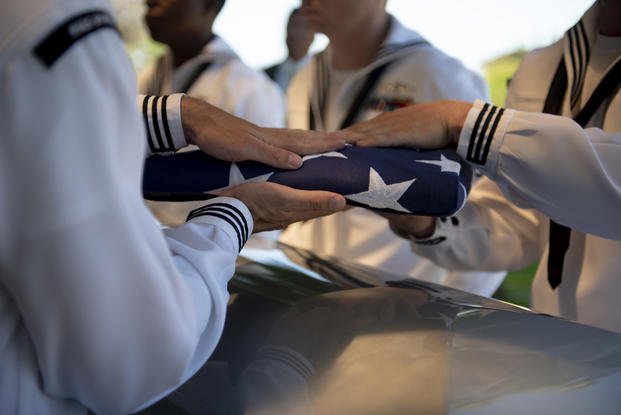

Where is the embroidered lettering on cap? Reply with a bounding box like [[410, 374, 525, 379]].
[[34, 10, 118, 67]]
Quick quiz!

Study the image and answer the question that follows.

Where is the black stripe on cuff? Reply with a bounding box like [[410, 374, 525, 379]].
[[160, 95, 175, 151], [466, 102, 489, 161], [466, 104, 504, 165], [188, 211, 243, 251], [206, 202, 250, 241], [480, 108, 504, 165], [142, 95, 157, 153], [151, 95, 167, 151], [188, 204, 248, 243], [186, 203, 250, 251], [473, 105, 497, 159], [201, 207, 247, 243]]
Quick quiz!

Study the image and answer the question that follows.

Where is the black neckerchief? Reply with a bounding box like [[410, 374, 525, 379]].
[[544, 48, 621, 289], [179, 61, 213, 93]]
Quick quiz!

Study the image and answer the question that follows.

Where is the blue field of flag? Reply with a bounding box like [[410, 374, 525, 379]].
[[143, 146, 472, 216]]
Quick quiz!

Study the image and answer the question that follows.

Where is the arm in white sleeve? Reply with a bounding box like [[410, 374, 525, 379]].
[[457, 100, 621, 240], [2, 3, 251, 413], [409, 177, 544, 272]]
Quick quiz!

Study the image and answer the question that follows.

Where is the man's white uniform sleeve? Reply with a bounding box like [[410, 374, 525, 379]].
[[1, 1, 252, 413], [457, 100, 621, 240]]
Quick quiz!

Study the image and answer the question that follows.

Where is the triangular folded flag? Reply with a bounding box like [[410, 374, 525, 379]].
[[143, 146, 472, 216]]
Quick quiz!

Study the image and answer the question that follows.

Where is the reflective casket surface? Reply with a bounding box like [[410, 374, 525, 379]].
[[144, 243, 621, 415]]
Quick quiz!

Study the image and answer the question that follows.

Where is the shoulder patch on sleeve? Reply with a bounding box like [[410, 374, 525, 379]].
[[34, 10, 118, 67]]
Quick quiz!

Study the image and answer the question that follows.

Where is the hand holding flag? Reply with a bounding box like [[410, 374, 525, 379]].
[[181, 96, 347, 169], [343, 100, 472, 150]]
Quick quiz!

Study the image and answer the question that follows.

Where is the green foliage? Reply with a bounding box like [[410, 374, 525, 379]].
[[483, 50, 527, 106], [493, 262, 538, 307], [127, 40, 166, 74]]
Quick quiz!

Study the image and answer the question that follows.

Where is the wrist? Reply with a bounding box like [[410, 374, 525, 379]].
[[389, 216, 436, 240], [446, 101, 472, 148], [409, 216, 436, 238], [180, 95, 200, 146]]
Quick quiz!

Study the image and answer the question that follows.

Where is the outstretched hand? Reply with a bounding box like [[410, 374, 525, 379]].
[[181, 96, 347, 169], [220, 182, 347, 233], [343, 100, 472, 150]]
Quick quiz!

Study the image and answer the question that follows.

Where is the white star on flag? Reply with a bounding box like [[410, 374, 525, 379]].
[[228, 162, 273, 185], [345, 168, 415, 213], [416, 154, 461, 175], [210, 163, 272, 193], [302, 151, 348, 162]]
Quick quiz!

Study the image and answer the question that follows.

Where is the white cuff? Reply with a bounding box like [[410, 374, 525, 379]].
[[138, 93, 187, 155], [186, 197, 254, 252], [457, 99, 515, 177]]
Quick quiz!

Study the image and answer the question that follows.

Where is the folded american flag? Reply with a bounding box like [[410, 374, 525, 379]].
[[143, 146, 472, 216]]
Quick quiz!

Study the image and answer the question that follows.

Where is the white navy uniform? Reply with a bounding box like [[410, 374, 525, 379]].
[[139, 35, 284, 127], [280, 16, 506, 296], [0, 1, 253, 413], [140, 36, 285, 229], [265, 55, 312, 91], [411, 3, 621, 333]]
